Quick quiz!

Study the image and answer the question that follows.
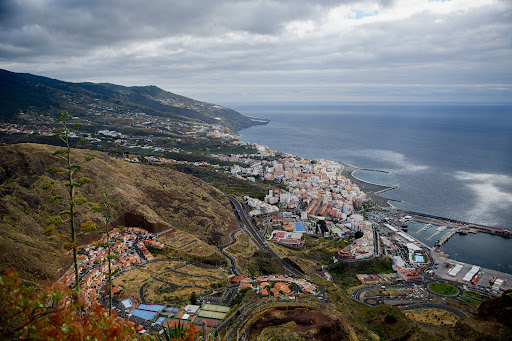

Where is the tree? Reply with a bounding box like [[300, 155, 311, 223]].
[[318, 220, 327, 234], [47, 111, 93, 291], [190, 291, 197, 305], [354, 231, 364, 239]]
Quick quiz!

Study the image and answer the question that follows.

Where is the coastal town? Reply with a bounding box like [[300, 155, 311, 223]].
[[2, 111, 512, 338]]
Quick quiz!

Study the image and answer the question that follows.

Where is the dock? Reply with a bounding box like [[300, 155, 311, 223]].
[[435, 228, 459, 246], [426, 226, 446, 240], [339, 161, 511, 238], [397, 210, 512, 238], [416, 223, 432, 234], [431, 251, 512, 292]]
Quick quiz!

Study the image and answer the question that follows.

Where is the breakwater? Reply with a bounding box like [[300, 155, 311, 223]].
[[339, 161, 511, 238], [338, 162, 397, 207], [399, 210, 511, 238]]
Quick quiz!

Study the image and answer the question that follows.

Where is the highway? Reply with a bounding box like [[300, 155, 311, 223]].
[[226, 194, 304, 277], [226, 194, 327, 301]]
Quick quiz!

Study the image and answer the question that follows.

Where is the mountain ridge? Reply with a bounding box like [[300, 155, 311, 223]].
[[0, 69, 266, 131]]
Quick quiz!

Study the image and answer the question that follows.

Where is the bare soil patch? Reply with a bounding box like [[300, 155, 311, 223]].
[[248, 306, 348, 341]]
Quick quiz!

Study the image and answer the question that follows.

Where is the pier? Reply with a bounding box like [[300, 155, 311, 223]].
[[426, 226, 446, 240], [435, 228, 459, 246], [416, 223, 432, 234], [397, 210, 512, 238]]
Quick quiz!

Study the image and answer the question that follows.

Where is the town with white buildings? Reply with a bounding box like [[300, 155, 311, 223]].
[[58, 226, 164, 309]]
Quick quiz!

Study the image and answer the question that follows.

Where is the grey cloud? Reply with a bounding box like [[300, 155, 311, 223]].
[[0, 0, 349, 59], [0, 0, 510, 103]]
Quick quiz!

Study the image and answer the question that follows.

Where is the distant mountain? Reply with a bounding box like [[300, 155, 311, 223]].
[[0, 69, 266, 131]]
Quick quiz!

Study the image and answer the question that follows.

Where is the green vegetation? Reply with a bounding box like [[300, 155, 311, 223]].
[[167, 164, 273, 200], [190, 291, 197, 305], [329, 256, 394, 288], [269, 235, 351, 268], [246, 256, 285, 277], [364, 305, 427, 340], [317, 220, 327, 234], [428, 282, 458, 296], [164, 151, 235, 166], [464, 291, 489, 301], [230, 287, 252, 307], [384, 313, 398, 323], [460, 296, 481, 306], [0, 69, 265, 132]]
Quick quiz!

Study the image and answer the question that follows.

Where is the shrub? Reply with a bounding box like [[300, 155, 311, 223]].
[[384, 313, 398, 324]]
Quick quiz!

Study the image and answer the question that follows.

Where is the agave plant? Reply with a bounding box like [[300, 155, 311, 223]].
[[154, 321, 185, 341]]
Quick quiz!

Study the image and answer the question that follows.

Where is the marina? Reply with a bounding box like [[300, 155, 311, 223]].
[[416, 223, 432, 234], [426, 226, 446, 240], [398, 210, 512, 238], [436, 228, 459, 246], [383, 221, 512, 293]]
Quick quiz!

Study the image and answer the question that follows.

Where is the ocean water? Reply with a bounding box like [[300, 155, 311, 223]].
[[227, 102, 512, 273]]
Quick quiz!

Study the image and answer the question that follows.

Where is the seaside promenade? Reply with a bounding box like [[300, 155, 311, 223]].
[[338, 162, 396, 208]]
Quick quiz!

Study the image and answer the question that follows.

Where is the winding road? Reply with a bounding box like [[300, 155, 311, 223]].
[[226, 194, 303, 277], [226, 194, 327, 301]]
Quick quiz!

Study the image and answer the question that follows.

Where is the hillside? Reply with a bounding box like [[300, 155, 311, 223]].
[[0, 143, 238, 282], [0, 69, 266, 131]]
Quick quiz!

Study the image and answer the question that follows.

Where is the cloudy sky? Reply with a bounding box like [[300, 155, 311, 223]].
[[1, 0, 511, 102]]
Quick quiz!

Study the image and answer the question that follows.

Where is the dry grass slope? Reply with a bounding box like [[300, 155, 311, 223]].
[[0, 143, 237, 282]]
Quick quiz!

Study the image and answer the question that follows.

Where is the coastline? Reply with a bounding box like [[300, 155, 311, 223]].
[[338, 161, 399, 208], [239, 134, 512, 275], [430, 250, 512, 291], [234, 107, 512, 278]]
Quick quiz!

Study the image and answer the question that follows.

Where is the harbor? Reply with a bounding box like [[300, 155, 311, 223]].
[[340, 161, 512, 239], [399, 209, 512, 238], [430, 250, 512, 292], [341, 160, 512, 279], [380, 221, 512, 293]]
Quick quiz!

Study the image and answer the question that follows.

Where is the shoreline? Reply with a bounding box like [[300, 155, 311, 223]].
[[430, 250, 512, 291], [338, 161, 399, 208], [351, 170, 400, 198], [236, 117, 511, 278]]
